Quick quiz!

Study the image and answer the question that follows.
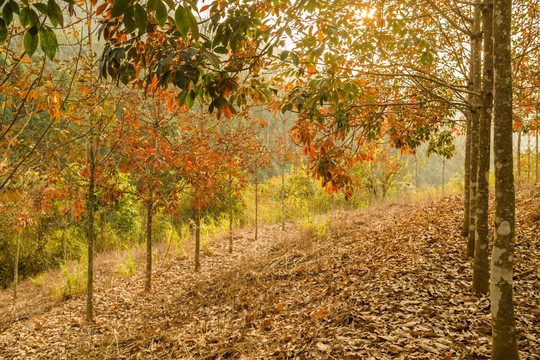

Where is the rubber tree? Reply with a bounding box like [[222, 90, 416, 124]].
[[467, 0, 483, 258], [473, 0, 494, 295], [490, 0, 519, 357]]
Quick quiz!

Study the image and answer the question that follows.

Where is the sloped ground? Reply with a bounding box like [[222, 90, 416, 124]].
[[0, 186, 538, 359]]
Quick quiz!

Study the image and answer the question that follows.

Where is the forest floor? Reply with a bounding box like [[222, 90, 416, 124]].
[[0, 185, 538, 360]]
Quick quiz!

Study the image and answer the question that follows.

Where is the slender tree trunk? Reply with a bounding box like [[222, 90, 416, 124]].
[[99, 211, 106, 252], [467, 2, 482, 257], [254, 171, 258, 241], [463, 113, 472, 237], [527, 135, 531, 183], [473, 0, 493, 295], [491, 0, 519, 357], [86, 136, 95, 323], [85, 0, 96, 324], [13, 230, 21, 300], [281, 164, 285, 231], [145, 193, 153, 293], [194, 207, 201, 272], [441, 157, 445, 195], [62, 215, 67, 263], [534, 124, 540, 184], [415, 154, 419, 189], [516, 128, 521, 185], [229, 172, 233, 254], [306, 156, 311, 215]]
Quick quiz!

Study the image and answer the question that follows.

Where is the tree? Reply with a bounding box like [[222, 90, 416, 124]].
[[473, 0, 494, 295], [490, 0, 519, 357]]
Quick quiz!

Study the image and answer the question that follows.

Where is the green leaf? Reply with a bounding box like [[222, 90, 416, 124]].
[[0, 19, 7, 43], [185, 90, 195, 109], [23, 27, 39, 56], [147, 0, 157, 12], [290, 52, 299, 66], [202, 49, 220, 68], [19, 7, 30, 26], [2, 2, 13, 25], [187, 8, 198, 39], [134, 4, 148, 32], [39, 25, 57, 59], [162, 0, 174, 9], [177, 90, 188, 107], [155, 0, 167, 27], [123, 5, 136, 32], [214, 46, 228, 54], [174, 5, 188, 38], [280, 50, 289, 61], [8, 1, 19, 14], [32, 3, 49, 15], [111, 0, 130, 18], [47, 0, 63, 27]]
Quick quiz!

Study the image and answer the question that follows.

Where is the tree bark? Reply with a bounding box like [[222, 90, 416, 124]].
[[516, 128, 521, 185], [463, 113, 472, 237], [491, 0, 519, 357], [527, 135, 531, 183], [229, 172, 233, 254], [281, 164, 285, 231], [473, 0, 493, 295], [254, 171, 258, 241], [86, 136, 95, 323], [467, 0, 483, 258], [441, 157, 445, 195], [194, 207, 201, 272], [534, 124, 540, 184], [144, 193, 153, 293], [415, 154, 419, 189], [13, 230, 21, 300], [61, 215, 67, 263]]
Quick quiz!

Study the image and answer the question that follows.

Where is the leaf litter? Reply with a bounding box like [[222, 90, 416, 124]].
[[0, 185, 538, 359]]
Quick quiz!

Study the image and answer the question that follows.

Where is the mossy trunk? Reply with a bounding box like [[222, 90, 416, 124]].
[[491, 0, 519, 357], [473, 0, 493, 295]]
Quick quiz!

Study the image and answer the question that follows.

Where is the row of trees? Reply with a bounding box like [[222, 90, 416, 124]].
[[1, 0, 539, 358]]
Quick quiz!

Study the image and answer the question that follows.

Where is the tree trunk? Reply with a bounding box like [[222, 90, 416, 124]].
[[306, 156, 311, 215], [194, 207, 201, 272], [415, 154, 419, 189], [534, 124, 540, 184], [463, 113, 472, 237], [281, 164, 285, 231], [441, 157, 445, 195], [467, 2, 482, 258], [145, 193, 153, 293], [13, 230, 21, 300], [527, 135, 531, 183], [491, 0, 519, 357], [254, 171, 258, 241], [473, 0, 493, 295], [229, 173, 233, 254], [86, 136, 95, 323], [61, 215, 67, 263], [516, 128, 521, 185]]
